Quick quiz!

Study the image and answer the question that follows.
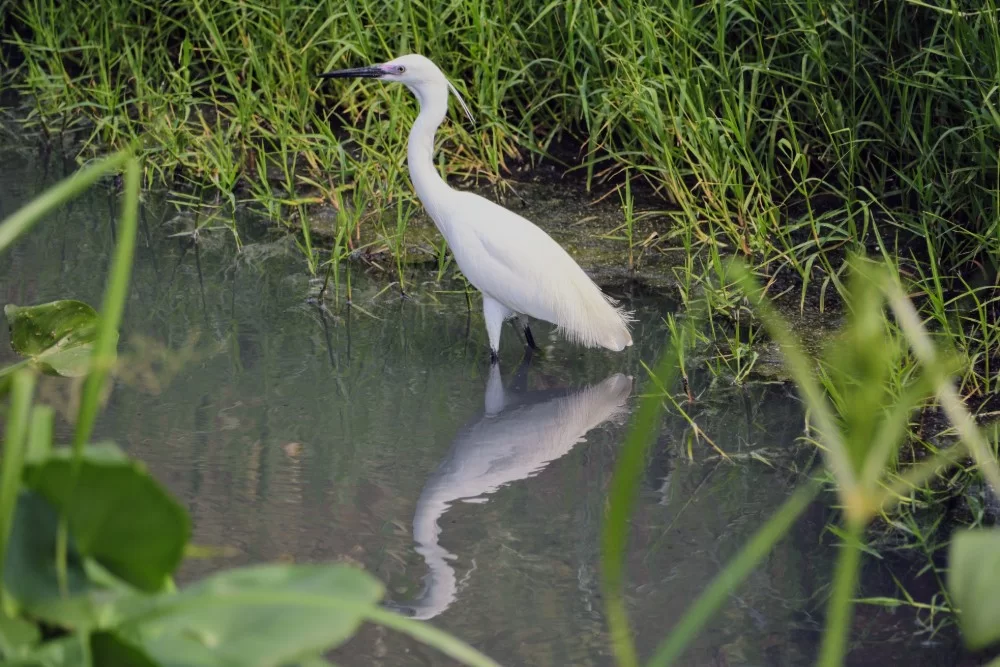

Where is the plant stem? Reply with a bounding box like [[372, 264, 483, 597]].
[[365, 607, 501, 667], [0, 370, 36, 613], [818, 518, 865, 667], [72, 156, 140, 452], [0, 153, 129, 255]]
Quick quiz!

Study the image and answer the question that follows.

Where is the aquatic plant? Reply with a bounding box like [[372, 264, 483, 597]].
[[602, 256, 1000, 665]]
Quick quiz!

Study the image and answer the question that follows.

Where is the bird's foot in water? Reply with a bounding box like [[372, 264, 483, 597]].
[[523, 324, 539, 351]]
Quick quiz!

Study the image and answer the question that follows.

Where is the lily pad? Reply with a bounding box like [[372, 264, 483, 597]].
[[4, 300, 113, 377], [114, 564, 384, 667]]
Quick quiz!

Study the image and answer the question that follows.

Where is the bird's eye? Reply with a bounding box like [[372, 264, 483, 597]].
[[396, 65, 406, 74]]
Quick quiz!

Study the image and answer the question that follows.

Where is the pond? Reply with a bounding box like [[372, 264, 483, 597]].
[[0, 145, 967, 666]]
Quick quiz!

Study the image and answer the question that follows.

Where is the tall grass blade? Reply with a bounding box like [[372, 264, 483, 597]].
[[364, 607, 501, 667], [602, 342, 682, 667], [726, 262, 857, 505], [886, 283, 1000, 495], [817, 518, 865, 667], [0, 370, 37, 612], [0, 153, 130, 255], [72, 156, 140, 452], [25, 405, 54, 463], [646, 477, 823, 666]]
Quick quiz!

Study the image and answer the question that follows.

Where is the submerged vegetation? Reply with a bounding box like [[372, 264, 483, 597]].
[[2, 0, 1000, 664]]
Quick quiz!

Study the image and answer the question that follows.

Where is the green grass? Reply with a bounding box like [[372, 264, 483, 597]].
[[3, 0, 999, 281], [601, 257, 1000, 665]]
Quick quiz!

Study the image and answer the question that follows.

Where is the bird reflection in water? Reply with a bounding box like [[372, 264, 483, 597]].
[[389, 358, 632, 619]]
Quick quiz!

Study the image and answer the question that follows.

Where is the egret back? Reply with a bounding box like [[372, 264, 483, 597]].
[[439, 192, 634, 350]]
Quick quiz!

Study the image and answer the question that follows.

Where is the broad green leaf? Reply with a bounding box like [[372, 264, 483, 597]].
[[24, 443, 190, 592], [948, 529, 1000, 650], [0, 614, 40, 659], [115, 564, 383, 667], [0, 635, 85, 667], [3, 301, 114, 378], [90, 632, 158, 667], [2, 492, 103, 629]]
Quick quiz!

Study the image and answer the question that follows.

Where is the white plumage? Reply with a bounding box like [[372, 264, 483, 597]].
[[321, 54, 634, 360]]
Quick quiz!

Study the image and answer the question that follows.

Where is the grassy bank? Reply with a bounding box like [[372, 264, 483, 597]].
[[3, 0, 999, 273], [1, 4, 997, 437]]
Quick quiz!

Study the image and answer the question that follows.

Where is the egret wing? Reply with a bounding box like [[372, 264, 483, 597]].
[[450, 193, 632, 350]]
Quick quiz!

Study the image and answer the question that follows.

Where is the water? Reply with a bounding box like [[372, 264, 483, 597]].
[[0, 146, 965, 665]]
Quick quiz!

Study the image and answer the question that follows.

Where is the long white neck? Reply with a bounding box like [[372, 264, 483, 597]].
[[406, 81, 453, 231]]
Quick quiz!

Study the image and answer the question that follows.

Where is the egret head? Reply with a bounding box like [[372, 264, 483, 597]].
[[320, 54, 474, 123]]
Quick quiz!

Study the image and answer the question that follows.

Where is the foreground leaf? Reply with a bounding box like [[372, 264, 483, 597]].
[[4, 301, 112, 378], [114, 564, 383, 667], [0, 634, 85, 667], [2, 492, 104, 629], [948, 529, 1000, 650], [90, 632, 158, 667], [25, 443, 190, 592], [0, 613, 40, 659]]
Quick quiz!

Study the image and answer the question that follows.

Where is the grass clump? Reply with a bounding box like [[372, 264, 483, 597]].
[[2, 1, 998, 277]]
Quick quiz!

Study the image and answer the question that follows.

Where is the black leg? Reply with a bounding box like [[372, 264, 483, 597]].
[[489, 348, 499, 365], [523, 324, 539, 350]]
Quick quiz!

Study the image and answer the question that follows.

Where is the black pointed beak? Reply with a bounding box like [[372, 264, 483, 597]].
[[318, 66, 385, 80]]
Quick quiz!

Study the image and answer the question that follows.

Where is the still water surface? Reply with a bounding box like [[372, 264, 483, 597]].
[[0, 146, 962, 666]]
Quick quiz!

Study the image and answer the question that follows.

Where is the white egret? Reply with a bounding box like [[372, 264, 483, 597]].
[[320, 54, 634, 362]]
